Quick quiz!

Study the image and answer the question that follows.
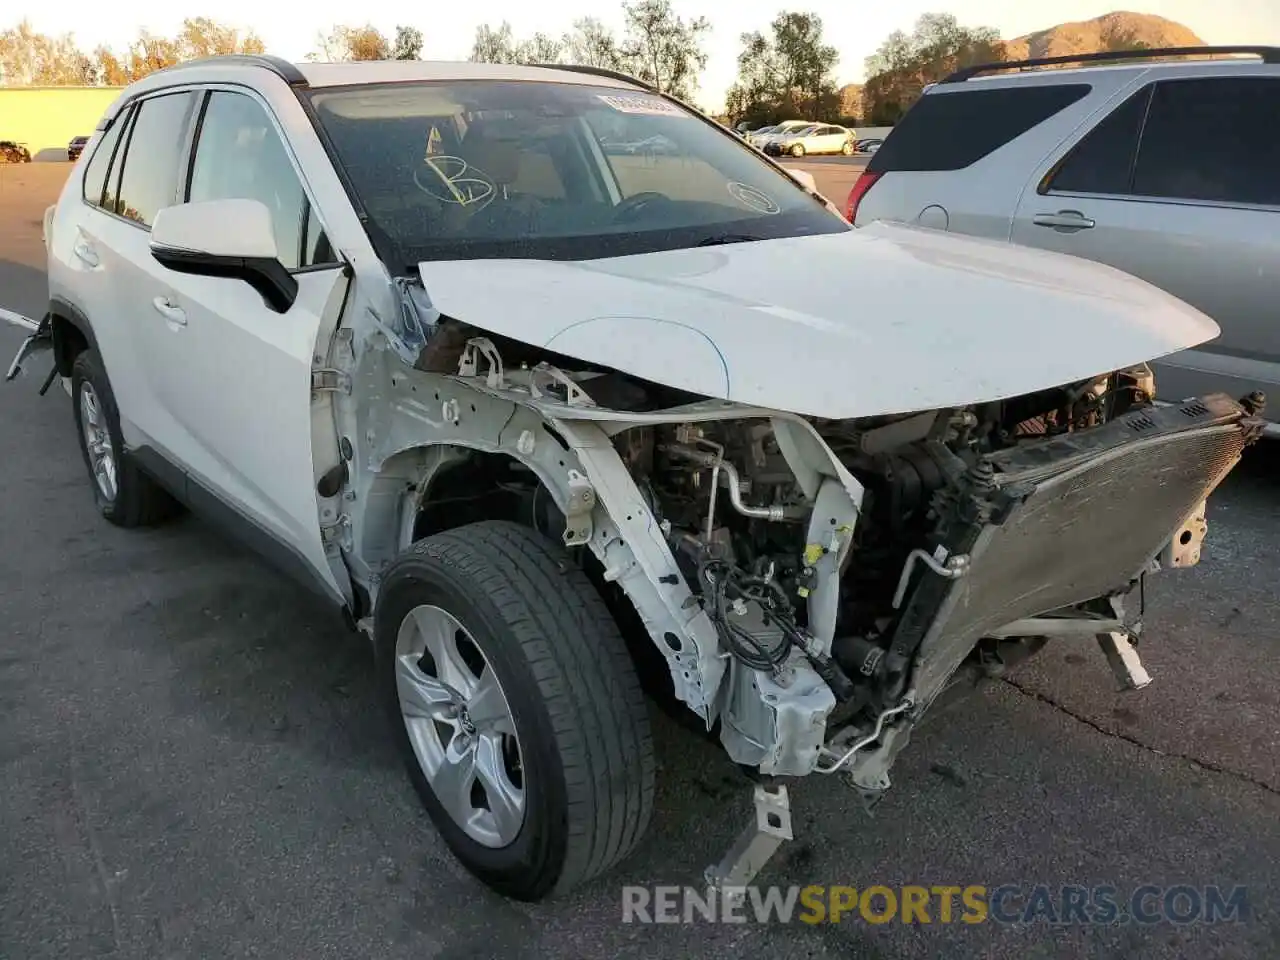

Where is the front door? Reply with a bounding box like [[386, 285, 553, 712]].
[[138, 87, 349, 599]]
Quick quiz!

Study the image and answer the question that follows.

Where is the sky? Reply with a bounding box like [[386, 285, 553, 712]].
[[18, 1, 1280, 110]]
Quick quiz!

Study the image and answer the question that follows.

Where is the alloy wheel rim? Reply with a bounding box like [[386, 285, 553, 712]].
[[79, 383, 117, 502], [394, 604, 525, 848]]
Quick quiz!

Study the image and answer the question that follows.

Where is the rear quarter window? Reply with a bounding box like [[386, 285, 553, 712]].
[[81, 110, 130, 207], [868, 83, 1092, 172]]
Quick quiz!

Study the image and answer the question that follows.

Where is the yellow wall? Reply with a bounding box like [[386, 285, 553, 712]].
[[0, 87, 124, 161]]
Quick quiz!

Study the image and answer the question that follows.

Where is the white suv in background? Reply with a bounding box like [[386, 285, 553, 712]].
[[849, 46, 1279, 431]]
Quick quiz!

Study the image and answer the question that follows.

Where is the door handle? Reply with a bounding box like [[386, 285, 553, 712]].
[[152, 296, 186, 326], [1032, 211, 1096, 230], [72, 240, 100, 267]]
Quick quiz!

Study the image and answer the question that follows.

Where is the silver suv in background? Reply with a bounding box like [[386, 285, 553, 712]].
[[848, 46, 1280, 433]]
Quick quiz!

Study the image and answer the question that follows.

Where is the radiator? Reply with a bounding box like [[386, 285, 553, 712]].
[[907, 394, 1254, 708]]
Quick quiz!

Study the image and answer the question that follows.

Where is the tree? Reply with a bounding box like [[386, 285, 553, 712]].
[[725, 12, 839, 125], [470, 22, 566, 65], [863, 13, 1004, 123], [470, 22, 520, 64], [772, 13, 839, 118], [566, 17, 623, 70], [93, 46, 130, 85], [0, 20, 95, 85], [126, 32, 182, 78], [619, 0, 710, 99], [518, 32, 564, 64], [1, 17, 267, 85], [174, 17, 265, 60], [393, 25, 423, 60], [310, 24, 391, 62]]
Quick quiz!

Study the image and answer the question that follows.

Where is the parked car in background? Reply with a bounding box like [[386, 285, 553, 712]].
[[764, 124, 856, 157], [847, 46, 1279, 432], [855, 137, 883, 154], [0, 140, 32, 163], [747, 119, 811, 148], [68, 136, 90, 162]]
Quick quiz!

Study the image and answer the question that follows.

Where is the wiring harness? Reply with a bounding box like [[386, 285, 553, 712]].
[[698, 556, 855, 699]]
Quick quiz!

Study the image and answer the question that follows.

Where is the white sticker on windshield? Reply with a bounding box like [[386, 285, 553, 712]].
[[597, 94, 685, 117], [728, 182, 781, 215]]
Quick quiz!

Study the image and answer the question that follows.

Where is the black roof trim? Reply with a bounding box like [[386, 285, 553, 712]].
[[941, 46, 1280, 84], [155, 53, 308, 86], [528, 62, 653, 91]]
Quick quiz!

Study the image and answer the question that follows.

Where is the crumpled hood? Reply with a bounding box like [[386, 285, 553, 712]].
[[417, 221, 1220, 419]]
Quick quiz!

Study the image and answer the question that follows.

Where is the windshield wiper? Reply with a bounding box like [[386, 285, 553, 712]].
[[695, 233, 763, 247]]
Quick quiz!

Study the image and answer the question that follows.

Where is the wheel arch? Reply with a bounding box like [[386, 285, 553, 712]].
[[48, 296, 97, 377], [357, 437, 689, 718]]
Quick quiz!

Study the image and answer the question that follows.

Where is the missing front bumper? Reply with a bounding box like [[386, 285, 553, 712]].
[[833, 393, 1259, 785], [911, 393, 1255, 709]]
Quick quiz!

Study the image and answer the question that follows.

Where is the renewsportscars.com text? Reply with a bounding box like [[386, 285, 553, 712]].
[[621, 884, 1251, 926]]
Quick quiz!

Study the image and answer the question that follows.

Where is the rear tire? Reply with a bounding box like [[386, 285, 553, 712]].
[[71, 349, 179, 527], [841, 140, 854, 155], [374, 520, 655, 901]]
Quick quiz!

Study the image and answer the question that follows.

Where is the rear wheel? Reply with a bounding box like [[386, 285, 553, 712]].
[[841, 140, 854, 155], [375, 520, 655, 901], [71, 349, 178, 527]]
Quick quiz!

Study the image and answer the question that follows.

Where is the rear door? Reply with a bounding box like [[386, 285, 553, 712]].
[[139, 87, 349, 598], [88, 91, 199, 451], [815, 126, 843, 153], [1011, 74, 1280, 403], [853, 82, 1094, 237]]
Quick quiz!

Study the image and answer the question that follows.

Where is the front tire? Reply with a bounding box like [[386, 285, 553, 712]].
[[790, 143, 805, 157], [71, 349, 178, 527], [375, 520, 655, 901]]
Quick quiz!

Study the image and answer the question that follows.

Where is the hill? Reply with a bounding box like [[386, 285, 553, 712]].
[[1004, 10, 1205, 62]]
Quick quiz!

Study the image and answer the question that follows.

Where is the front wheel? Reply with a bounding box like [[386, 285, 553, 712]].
[[790, 143, 806, 157], [375, 520, 655, 901]]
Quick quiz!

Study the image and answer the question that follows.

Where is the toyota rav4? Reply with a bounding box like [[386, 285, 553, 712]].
[[4, 55, 1264, 902]]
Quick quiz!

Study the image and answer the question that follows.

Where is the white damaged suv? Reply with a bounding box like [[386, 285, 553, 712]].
[[5, 56, 1265, 901]]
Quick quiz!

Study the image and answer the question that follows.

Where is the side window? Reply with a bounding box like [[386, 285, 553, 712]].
[[1044, 86, 1152, 196], [81, 109, 130, 207], [113, 93, 196, 227], [1132, 77, 1280, 207], [188, 91, 335, 269], [867, 84, 1093, 173]]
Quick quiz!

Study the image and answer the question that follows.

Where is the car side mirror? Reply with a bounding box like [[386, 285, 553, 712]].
[[784, 168, 818, 193], [150, 199, 297, 313]]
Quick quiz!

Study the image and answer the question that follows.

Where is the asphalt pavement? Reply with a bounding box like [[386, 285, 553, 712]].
[[2, 163, 1278, 960]]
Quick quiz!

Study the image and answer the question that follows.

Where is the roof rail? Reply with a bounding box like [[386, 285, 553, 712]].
[[155, 53, 308, 86], [529, 62, 653, 91], [940, 45, 1280, 84]]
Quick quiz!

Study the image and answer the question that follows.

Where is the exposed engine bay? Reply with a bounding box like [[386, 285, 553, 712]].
[[600, 363, 1191, 785], [393, 316, 1263, 801]]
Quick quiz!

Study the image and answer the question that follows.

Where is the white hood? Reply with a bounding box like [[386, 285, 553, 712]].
[[417, 222, 1220, 419]]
